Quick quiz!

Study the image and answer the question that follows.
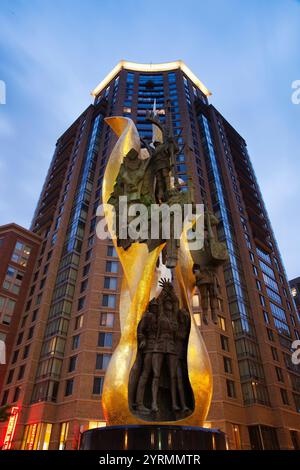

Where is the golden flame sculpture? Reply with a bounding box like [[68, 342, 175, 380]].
[[101, 116, 212, 426]]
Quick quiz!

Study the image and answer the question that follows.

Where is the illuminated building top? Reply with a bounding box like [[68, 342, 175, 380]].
[[91, 60, 211, 97]]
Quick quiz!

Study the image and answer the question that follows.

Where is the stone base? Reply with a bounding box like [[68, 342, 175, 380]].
[[80, 425, 226, 450]]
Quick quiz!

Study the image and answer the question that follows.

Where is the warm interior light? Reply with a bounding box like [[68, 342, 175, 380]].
[[291, 287, 297, 297], [88, 420, 106, 429]]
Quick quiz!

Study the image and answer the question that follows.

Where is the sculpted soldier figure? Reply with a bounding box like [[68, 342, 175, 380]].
[[135, 299, 159, 413], [108, 148, 147, 205], [146, 111, 179, 203], [149, 280, 180, 413], [192, 204, 228, 324], [193, 266, 221, 324], [151, 296, 179, 412], [108, 147, 155, 249]]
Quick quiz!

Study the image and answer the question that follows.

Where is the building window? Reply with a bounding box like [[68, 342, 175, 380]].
[[104, 277, 117, 290], [1, 390, 9, 406], [65, 379, 74, 396], [220, 335, 229, 351], [75, 315, 83, 330], [2, 266, 23, 294], [31, 380, 59, 403], [106, 261, 118, 273], [59, 422, 69, 450], [223, 357, 232, 374], [68, 356, 77, 372], [7, 369, 14, 384], [280, 388, 289, 405], [271, 347, 279, 361], [12, 386, 20, 402], [12, 350, 19, 364], [83, 264, 90, 277], [248, 425, 279, 450], [72, 335, 80, 350], [266, 287, 282, 305], [93, 377, 104, 395], [96, 353, 111, 370], [263, 311, 270, 324], [80, 279, 88, 293], [267, 328, 274, 342], [23, 344, 30, 359], [17, 364, 25, 380], [275, 367, 284, 382], [32, 309, 38, 322], [0, 296, 16, 325], [253, 265, 258, 276], [291, 287, 297, 297], [290, 430, 300, 450], [88, 420, 106, 430], [100, 312, 114, 327], [77, 297, 85, 311], [98, 332, 113, 348], [226, 379, 236, 398], [16, 332, 23, 345], [269, 302, 290, 337], [11, 241, 31, 267], [259, 295, 266, 307], [43, 264, 49, 275], [102, 294, 116, 308], [231, 424, 242, 449], [27, 326, 34, 340], [218, 316, 226, 331]]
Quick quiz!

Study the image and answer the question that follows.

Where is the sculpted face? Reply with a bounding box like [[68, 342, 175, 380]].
[[126, 148, 139, 160], [149, 303, 158, 315]]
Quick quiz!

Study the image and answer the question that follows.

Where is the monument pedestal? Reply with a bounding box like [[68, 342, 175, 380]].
[[80, 425, 226, 450]]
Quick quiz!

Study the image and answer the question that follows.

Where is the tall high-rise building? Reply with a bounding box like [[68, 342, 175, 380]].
[[0, 61, 300, 451], [289, 278, 300, 316]]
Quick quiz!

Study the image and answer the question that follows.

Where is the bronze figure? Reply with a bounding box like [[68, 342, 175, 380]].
[[129, 280, 194, 421], [135, 299, 159, 413], [192, 205, 228, 324]]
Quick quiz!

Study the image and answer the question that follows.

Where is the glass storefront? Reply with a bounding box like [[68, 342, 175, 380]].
[[21, 422, 52, 450]]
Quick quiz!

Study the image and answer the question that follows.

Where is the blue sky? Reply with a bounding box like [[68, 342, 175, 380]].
[[0, 0, 299, 278]]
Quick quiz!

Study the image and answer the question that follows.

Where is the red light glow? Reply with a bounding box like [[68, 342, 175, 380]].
[[2, 406, 20, 450]]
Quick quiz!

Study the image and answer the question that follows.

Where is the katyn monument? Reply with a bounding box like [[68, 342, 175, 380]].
[[80, 108, 228, 450]]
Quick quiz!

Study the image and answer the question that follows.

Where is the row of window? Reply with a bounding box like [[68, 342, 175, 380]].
[[65, 376, 104, 396]]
